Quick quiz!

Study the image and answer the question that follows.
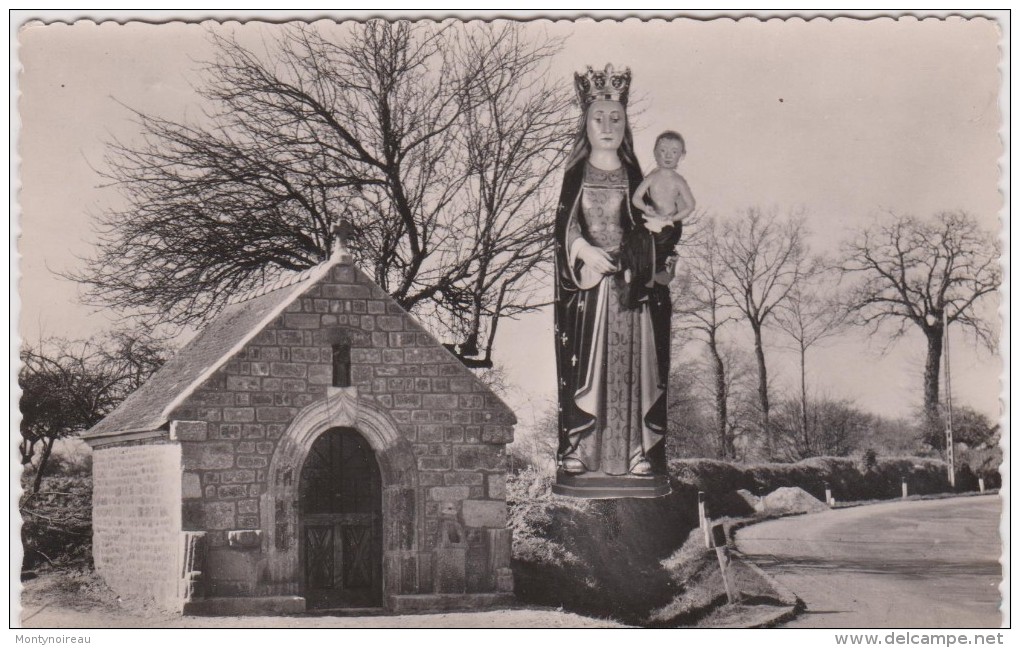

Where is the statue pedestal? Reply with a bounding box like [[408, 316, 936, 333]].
[[552, 472, 670, 499]]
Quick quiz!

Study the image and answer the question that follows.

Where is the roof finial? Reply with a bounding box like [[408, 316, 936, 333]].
[[330, 220, 356, 264]]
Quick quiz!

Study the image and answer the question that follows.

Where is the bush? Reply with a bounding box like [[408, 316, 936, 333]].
[[668, 455, 955, 516], [19, 468, 93, 573]]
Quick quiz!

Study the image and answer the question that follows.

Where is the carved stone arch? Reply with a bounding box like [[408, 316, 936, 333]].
[[257, 387, 420, 604]]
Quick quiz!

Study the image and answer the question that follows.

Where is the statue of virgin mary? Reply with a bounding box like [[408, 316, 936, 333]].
[[552, 64, 672, 498]]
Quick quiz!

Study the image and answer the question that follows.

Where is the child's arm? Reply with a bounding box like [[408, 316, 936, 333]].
[[673, 175, 696, 221], [632, 175, 659, 218]]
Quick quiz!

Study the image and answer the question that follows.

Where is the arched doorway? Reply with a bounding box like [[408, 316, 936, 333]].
[[299, 427, 382, 609]]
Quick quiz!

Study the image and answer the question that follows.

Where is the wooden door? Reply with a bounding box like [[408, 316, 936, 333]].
[[300, 427, 382, 609]]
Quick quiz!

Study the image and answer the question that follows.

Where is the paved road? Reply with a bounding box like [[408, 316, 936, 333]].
[[736, 496, 1004, 628]]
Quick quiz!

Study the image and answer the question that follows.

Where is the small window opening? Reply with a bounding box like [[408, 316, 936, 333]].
[[332, 344, 351, 387]]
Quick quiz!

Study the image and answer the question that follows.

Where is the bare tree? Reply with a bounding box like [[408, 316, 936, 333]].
[[716, 208, 818, 458], [773, 396, 872, 459], [674, 217, 739, 458], [74, 21, 573, 364], [19, 331, 169, 492], [773, 274, 847, 456], [840, 211, 1000, 448]]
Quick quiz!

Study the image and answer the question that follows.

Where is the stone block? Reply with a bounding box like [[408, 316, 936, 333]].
[[449, 378, 475, 393], [171, 420, 208, 442], [290, 347, 320, 362], [322, 283, 370, 299], [283, 313, 320, 329], [400, 553, 419, 595], [182, 472, 203, 499], [241, 424, 265, 439], [393, 393, 421, 408], [382, 349, 404, 364], [223, 407, 255, 423], [281, 379, 307, 392], [214, 424, 241, 440], [496, 568, 514, 593], [251, 393, 273, 407], [445, 472, 484, 486], [383, 487, 416, 551], [331, 265, 356, 282], [417, 551, 434, 593], [221, 469, 256, 483], [226, 375, 261, 392], [465, 543, 491, 593], [182, 442, 234, 470], [218, 484, 248, 498], [389, 332, 417, 347], [256, 407, 295, 422], [377, 315, 404, 331], [237, 455, 268, 468], [453, 446, 504, 471], [237, 514, 259, 528], [423, 394, 459, 410], [418, 456, 451, 471], [417, 425, 445, 443], [270, 362, 307, 378], [462, 500, 506, 528], [182, 500, 204, 528], [487, 474, 507, 500], [237, 499, 259, 515], [429, 486, 470, 502], [433, 546, 467, 594], [486, 528, 512, 571], [204, 502, 237, 530]]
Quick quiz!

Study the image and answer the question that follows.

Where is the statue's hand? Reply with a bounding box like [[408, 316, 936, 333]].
[[576, 242, 618, 275], [644, 216, 671, 234]]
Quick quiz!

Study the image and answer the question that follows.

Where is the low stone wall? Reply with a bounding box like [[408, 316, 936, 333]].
[[92, 442, 185, 611]]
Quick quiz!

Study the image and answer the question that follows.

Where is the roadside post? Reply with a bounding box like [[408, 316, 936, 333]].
[[943, 310, 955, 489], [698, 491, 707, 531], [702, 504, 712, 549], [711, 523, 735, 604], [979, 478, 985, 493], [901, 477, 908, 499], [825, 482, 832, 507]]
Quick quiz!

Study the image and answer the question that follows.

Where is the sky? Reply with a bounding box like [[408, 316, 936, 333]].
[[15, 15, 1006, 435]]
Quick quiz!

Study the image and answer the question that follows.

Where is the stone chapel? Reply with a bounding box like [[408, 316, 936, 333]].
[[83, 239, 516, 615]]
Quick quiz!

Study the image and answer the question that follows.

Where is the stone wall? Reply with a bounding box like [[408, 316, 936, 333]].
[[91, 442, 185, 611], [170, 262, 515, 601]]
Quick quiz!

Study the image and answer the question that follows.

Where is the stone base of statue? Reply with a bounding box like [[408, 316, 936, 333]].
[[552, 472, 670, 499]]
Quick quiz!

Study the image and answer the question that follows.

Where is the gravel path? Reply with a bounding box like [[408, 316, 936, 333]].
[[17, 572, 627, 629]]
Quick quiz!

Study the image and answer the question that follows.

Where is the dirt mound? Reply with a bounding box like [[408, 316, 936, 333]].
[[508, 468, 699, 624], [761, 486, 828, 515]]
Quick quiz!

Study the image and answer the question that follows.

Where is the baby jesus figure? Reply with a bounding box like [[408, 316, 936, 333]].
[[631, 130, 696, 280]]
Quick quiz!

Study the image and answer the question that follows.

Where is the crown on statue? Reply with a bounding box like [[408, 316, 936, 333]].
[[574, 63, 632, 107]]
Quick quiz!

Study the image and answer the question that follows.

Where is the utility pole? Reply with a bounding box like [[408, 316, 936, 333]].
[[943, 310, 955, 488]]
